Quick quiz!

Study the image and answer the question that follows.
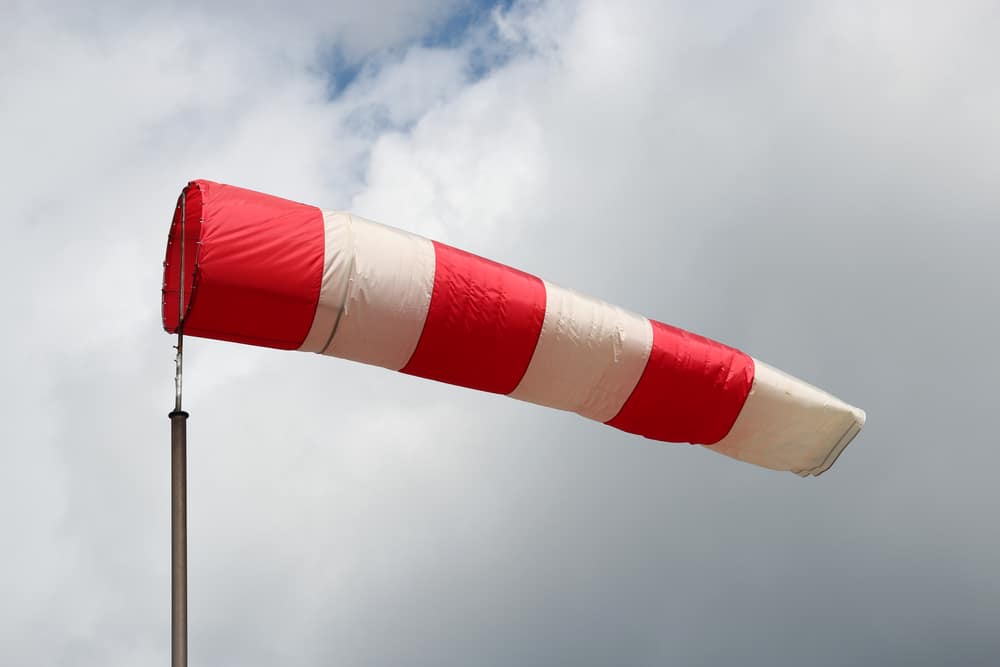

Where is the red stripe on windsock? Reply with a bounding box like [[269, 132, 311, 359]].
[[162, 180, 325, 349], [401, 241, 546, 394], [606, 320, 755, 445]]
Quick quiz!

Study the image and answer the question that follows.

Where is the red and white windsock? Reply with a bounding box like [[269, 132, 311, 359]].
[[162, 180, 865, 476]]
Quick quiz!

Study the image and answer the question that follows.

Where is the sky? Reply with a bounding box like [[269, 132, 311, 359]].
[[2, 0, 999, 665]]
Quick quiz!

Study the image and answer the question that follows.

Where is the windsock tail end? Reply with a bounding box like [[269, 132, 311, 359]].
[[707, 360, 865, 477]]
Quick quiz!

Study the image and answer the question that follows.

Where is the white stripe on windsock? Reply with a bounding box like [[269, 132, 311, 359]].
[[299, 211, 355, 353], [299, 212, 436, 371], [510, 282, 653, 422], [709, 360, 866, 476]]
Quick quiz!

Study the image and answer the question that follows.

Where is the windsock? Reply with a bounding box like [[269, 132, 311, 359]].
[[162, 180, 865, 476]]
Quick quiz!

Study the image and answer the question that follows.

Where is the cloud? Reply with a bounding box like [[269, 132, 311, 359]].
[[2, 1, 999, 665]]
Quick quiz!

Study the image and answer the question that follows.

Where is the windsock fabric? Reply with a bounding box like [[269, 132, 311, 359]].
[[163, 180, 865, 476]]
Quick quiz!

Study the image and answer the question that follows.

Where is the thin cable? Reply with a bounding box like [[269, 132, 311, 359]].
[[175, 191, 185, 412]]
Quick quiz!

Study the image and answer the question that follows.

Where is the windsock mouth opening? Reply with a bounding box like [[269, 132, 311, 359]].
[[162, 181, 204, 333], [158, 179, 326, 349]]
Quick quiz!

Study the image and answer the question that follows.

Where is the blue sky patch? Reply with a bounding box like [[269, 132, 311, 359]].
[[324, 0, 518, 99]]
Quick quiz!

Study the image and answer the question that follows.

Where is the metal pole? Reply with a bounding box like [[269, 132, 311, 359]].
[[170, 191, 188, 667], [169, 408, 188, 667]]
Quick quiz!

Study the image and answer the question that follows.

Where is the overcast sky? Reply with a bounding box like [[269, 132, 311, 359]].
[[3, 1, 999, 665]]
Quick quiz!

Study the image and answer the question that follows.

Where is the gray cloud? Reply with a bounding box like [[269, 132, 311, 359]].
[[2, 1, 999, 665]]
